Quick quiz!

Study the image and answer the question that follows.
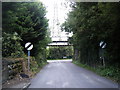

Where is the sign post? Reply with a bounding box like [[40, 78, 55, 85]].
[[28, 50, 30, 71], [25, 42, 33, 71], [99, 41, 106, 67]]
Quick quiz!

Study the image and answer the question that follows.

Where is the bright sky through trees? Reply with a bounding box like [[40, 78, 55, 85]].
[[40, 0, 73, 41]]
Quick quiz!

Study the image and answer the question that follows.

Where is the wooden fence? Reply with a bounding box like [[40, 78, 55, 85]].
[[2, 59, 23, 83]]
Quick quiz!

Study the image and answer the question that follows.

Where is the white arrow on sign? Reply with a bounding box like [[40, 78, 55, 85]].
[[25, 42, 33, 50]]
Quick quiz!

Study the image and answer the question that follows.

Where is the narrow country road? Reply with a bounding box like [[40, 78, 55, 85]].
[[28, 59, 118, 88]]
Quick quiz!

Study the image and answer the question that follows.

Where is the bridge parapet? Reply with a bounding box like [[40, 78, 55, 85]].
[[47, 41, 72, 46]]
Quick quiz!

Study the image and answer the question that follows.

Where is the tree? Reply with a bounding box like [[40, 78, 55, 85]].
[[47, 46, 73, 59], [61, 2, 120, 67], [2, 2, 50, 65]]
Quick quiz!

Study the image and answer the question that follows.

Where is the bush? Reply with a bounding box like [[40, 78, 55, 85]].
[[97, 66, 120, 82], [2, 32, 24, 57], [47, 46, 73, 59], [30, 57, 39, 72]]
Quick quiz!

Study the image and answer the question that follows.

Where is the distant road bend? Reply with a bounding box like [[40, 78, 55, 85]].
[[29, 59, 118, 88]]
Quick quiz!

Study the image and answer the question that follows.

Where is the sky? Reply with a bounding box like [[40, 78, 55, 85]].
[[39, 0, 73, 41]]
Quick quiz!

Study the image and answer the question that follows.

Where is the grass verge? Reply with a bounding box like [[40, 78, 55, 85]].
[[30, 61, 48, 76], [73, 60, 120, 83]]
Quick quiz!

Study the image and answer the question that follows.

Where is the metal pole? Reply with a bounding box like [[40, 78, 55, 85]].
[[28, 50, 30, 71]]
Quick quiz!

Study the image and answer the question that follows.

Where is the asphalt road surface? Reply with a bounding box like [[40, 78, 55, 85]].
[[28, 59, 118, 88]]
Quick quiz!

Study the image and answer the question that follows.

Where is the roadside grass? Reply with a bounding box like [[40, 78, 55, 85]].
[[30, 61, 48, 76], [36, 62, 48, 73], [73, 60, 120, 83]]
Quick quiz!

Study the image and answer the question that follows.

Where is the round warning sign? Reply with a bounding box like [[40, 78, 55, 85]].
[[25, 42, 33, 50]]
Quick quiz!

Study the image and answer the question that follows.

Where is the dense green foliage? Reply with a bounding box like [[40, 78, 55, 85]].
[[61, 2, 120, 82], [47, 46, 73, 59], [2, 2, 50, 66]]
